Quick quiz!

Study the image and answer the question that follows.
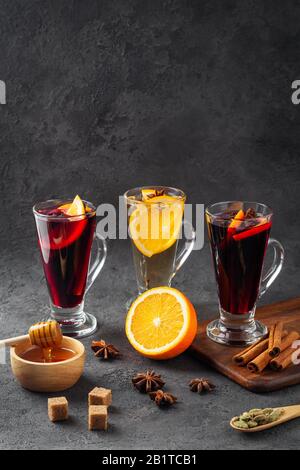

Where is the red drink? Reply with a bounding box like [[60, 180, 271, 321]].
[[35, 200, 96, 309], [207, 209, 271, 315], [206, 201, 284, 346]]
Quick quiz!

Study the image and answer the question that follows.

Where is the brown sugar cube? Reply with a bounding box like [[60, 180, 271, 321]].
[[48, 397, 68, 422], [88, 405, 108, 431], [88, 387, 112, 406]]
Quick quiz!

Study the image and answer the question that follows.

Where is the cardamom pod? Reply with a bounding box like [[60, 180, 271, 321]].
[[234, 420, 249, 429], [268, 409, 283, 422], [253, 414, 269, 425], [240, 412, 252, 421], [248, 408, 263, 415], [248, 420, 258, 428], [249, 408, 263, 415], [262, 408, 273, 415]]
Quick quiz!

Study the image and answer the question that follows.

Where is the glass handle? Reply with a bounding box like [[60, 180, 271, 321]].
[[171, 220, 196, 280], [85, 232, 107, 293], [259, 237, 284, 298]]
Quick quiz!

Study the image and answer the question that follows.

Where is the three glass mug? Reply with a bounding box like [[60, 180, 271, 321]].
[[33, 193, 284, 345]]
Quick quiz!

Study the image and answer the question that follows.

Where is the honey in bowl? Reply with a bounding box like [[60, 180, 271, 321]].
[[10, 329, 85, 392], [19, 345, 76, 363], [22, 320, 76, 363]]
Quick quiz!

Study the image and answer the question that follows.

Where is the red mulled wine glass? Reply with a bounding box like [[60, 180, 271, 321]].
[[33, 198, 107, 338], [206, 201, 284, 346]]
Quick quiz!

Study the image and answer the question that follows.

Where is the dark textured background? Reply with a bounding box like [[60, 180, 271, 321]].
[[0, 0, 300, 450]]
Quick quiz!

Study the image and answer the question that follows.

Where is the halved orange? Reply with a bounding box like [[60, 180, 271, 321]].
[[125, 287, 198, 360]]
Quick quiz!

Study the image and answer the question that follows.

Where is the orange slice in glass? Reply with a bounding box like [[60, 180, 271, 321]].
[[125, 287, 198, 359], [228, 209, 245, 230], [129, 195, 184, 257], [59, 195, 85, 216]]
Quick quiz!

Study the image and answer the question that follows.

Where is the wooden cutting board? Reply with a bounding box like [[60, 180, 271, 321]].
[[190, 297, 300, 392]]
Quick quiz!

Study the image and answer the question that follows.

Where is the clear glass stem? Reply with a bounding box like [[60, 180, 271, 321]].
[[49, 301, 98, 338], [206, 306, 268, 346]]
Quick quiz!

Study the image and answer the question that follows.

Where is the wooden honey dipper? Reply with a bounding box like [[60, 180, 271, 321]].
[[0, 320, 63, 349]]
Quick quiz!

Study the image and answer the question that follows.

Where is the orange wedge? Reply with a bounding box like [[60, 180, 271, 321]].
[[229, 209, 245, 229], [125, 287, 198, 359], [59, 195, 85, 216]]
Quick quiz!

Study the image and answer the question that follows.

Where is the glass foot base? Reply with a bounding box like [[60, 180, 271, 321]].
[[206, 318, 268, 347], [50, 311, 98, 339]]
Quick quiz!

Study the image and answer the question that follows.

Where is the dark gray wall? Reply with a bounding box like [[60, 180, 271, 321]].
[[0, 0, 299, 304], [1, 0, 299, 244], [1, 0, 300, 310]]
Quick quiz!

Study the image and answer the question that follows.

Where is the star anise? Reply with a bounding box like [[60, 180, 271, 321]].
[[91, 340, 120, 360], [245, 208, 257, 219], [189, 378, 216, 394], [146, 189, 165, 199], [149, 389, 177, 407], [132, 370, 165, 393]]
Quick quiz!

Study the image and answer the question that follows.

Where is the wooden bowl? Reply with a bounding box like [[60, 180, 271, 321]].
[[10, 336, 85, 392]]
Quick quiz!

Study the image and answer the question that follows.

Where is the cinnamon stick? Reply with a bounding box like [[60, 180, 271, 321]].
[[270, 346, 294, 371], [270, 331, 300, 371], [278, 330, 299, 351], [247, 330, 297, 373], [233, 338, 269, 366], [247, 349, 271, 373], [268, 321, 284, 357], [233, 329, 288, 366], [268, 324, 276, 348]]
